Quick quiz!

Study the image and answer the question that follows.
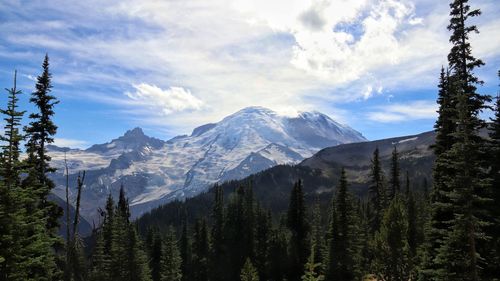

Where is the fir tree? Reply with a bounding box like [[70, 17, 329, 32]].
[[428, 0, 492, 279], [287, 179, 310, 281], [373, 196, 410, 281], [301, 249, 325, 281], [179, 221, 192, 281], [388, 146, 400, 202], [0, 71, 25, 281], [485, 71, 500, 279], [20, 55, 62, 281], [192, 219, 210, 281], [369, 147, 385, 232], [161, 227, 182, 281], [210, 184, 226, 281], [325, 168, 359, 281], [254, 207, 271, 281], [240, 258, 259, 281]]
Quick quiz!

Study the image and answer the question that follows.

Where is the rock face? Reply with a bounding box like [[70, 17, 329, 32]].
[[49, 106, 366, 221]]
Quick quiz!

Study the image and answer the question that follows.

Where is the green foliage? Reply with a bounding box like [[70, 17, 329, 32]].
[[89, 187, 151, 281], [373, 196, 410, 281], [240, 258, 259, 281], [301, 249, 324, 281], [369, 147, 385, 233], [287, 179, 310, 281], [161, 227, 182, 281], [326, 168, 362, 281]]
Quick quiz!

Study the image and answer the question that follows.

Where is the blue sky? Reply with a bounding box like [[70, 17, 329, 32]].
[[0, 0, 499, 148]]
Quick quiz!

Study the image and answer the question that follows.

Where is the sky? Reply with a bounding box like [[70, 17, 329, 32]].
[[0, 0, 499, 148]]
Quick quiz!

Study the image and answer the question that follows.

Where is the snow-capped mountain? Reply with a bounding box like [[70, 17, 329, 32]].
[[49, 106, 366, 221]]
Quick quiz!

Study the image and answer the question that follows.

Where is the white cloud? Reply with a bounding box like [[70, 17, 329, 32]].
[[53, 138, 88, 149], [125, 84, 203, 115], [1, 0, 499, 134], [367, 100, 438, 122]]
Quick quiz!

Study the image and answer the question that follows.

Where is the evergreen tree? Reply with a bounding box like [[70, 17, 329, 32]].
[[301, 249, 325, 281], [89, 231, 111, 281], [287, 179, 310, 281], [254, 207, 271, 281], [192, 219, 210, 281], [325, 168, 359, 281], [0, 71, 25, 281], [373, 196, 410, 281], [240, 258, 259, 281], [179, 221, 192, 281], [388, 146, 400, 202], [310, 201, 325, 275], [150, 229, 163, 281], [427, 0, 492, 279], [406, 189, 418, 277], [369, 147, 385, 232], [210, 184, 226, 281], [267, 225, 288, 281], [19, 55, 62, 281], [161, 227, 182, 281], [485, 72, 500, 279]]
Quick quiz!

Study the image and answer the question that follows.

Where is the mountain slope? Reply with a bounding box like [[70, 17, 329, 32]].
[[49, 106, 366, 221], [137, 130, 435, 232]]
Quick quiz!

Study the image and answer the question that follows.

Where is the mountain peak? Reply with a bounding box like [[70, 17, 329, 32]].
[[234, 106, 277, 116], [123, 127, 145, 138]]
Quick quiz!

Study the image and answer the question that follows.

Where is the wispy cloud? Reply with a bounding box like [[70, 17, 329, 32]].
[[0, 0, 499, 138], [125, 84, 203, 115], [367, 100, 438, 122], [53, 138, 88, 149]]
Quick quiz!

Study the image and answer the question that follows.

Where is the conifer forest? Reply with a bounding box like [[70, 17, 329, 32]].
[[0, 0, 499, 280]]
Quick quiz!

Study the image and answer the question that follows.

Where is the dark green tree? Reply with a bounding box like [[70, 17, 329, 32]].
[[427, 0, 492, 279], [179, 221, 192, 281], [373, 196, 410, 281], [192, 219, 210, 281], [369, 147, 385, 232], [210, 184, 227, 281], [20, 54, 62, 281], [287, 179, 310, 281], [0, 71, 25, 281], [240, 258, 259, 281], [325, 168, 359, 281], [161, 227, 182, 281], [388, 146, 400, 202]]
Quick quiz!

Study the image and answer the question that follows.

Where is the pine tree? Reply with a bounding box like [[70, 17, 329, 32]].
[[179, 221, 192, 281], [301, 249, 325, 281], [267, 225, 288, 281], [240, 258, 259, 281], [422, 67, 458, 281], [310, 201, 325, 275], [369, 147, 385, 232], [427, 0, 492, 279], [406, 189, 418, 277], [161, 227, 182, 281], [287, 179, 310, 281], [254, 207, 271, 281], [19, 55, 62, 281], [210, 184, 226, 280], [325, 168, 359, 281], [0, 71, 25, 281], [192, 219, 210, 281], [150, 229, 163, 281], [225, 185, 252, 280], [88, 231, 111, 281], [388, 146, 400, 202], [373, 196, 410, 281], [485, 71, 500, 279]]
